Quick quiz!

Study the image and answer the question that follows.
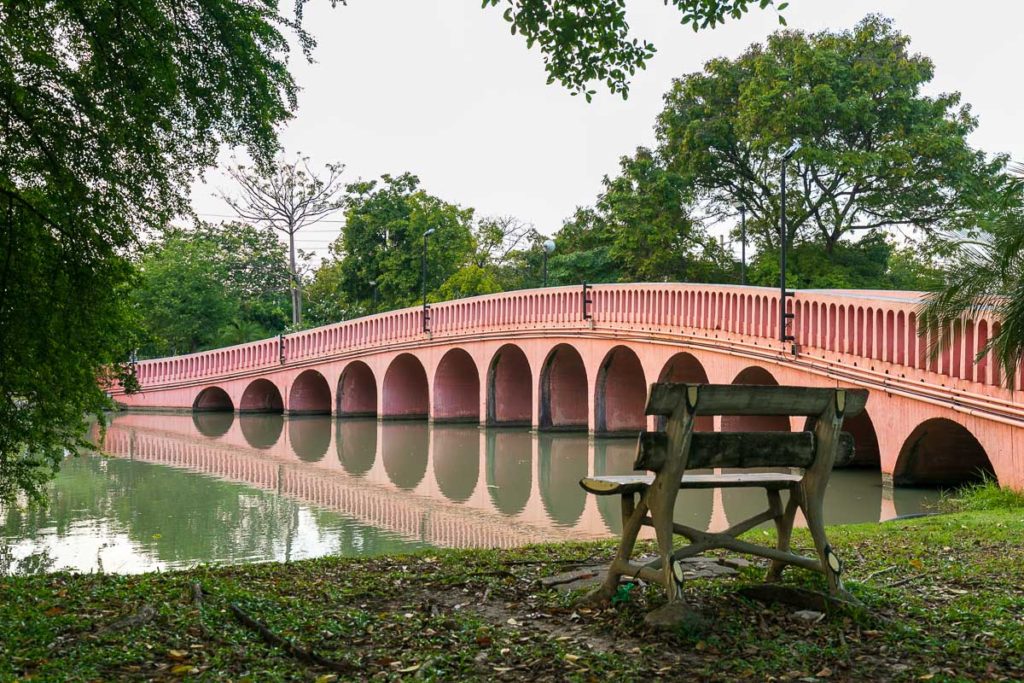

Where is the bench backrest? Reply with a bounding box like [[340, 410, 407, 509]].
[[635, 383, 868, 476]]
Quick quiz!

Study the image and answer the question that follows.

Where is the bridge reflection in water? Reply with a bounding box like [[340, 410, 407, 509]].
[[101, 412, 937, 553]]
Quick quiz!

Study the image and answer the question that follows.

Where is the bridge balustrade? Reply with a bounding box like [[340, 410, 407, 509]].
[[127, 284, 1020, 394]]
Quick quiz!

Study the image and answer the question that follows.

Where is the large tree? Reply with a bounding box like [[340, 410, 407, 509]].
[[131, 223, 291, 356], [330, 173, 477, 315], [221, 157, 345, 326], [551, 149, 735, 284], [655, 15, 1005, 256], [1, 0, 299, 503]]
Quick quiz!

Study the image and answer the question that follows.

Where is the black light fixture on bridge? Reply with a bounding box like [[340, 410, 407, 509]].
[[738, 205, 747, 286], [422, 228, 435, 333], [780, 141, 802, 344]]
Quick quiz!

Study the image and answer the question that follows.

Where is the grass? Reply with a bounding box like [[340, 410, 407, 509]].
[[2, 508, 1023, 681], [937, 477, 1024, 512]]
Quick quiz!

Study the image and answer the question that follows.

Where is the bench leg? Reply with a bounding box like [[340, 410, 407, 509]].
[[801, 481, 845, 596], [766, 487, 799, 583], [593, 491, 647, 602]]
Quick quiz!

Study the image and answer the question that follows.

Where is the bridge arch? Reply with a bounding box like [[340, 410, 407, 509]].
[[800, 407, 881, 469], [382, 354, 429, 419], [433, 349, 480, 422], [193, 386, 233, 412], [337, 361, 377, 417], [723, 366, 790, 432], [657, 352, 713, 432], [595, 346, 646, 435], [487, 344, 532, 426], [894, 418, 995, 487], [239, 379, 284, 413], [539, 343, 588, 431], [289, 369, 332, 415]]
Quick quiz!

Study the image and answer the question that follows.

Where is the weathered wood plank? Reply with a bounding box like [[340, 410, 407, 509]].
[[635, 431, 854, 471], [580, 472, 802, 496], [645, 383, 868, 418]]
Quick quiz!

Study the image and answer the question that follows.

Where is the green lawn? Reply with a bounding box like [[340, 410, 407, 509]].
[[2, 504, 1023, 682]]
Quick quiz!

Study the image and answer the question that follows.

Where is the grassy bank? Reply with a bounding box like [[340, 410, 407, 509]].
[[2, 503, 1023, 682]]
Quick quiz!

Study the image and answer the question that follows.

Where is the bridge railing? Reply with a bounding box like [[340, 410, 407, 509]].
[[129, 284, 1019, 394]]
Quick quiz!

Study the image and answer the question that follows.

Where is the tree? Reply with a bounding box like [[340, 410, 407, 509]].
[[923, 167, 1024, 389], [550, 149, 734, 285], [1, 0, 298, 503], [132, 224, 291, 356], [221, 157, 345, 326], [655, 15, 1005, 256], [331, 173, 477, 313], [485, 0, 785, 100]]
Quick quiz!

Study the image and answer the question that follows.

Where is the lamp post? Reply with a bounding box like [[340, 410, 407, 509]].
[[738, 205, 747, 286], [422, 228, 435, 333], [369, 280, 378, 312], [780, 141, 801, 344], [542, 239, 555, 287]]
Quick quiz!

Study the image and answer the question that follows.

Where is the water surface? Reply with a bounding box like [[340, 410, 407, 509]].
[[0, 413, 937, 574]]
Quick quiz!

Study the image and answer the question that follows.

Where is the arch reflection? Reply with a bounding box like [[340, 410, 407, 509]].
[[336, 418, 377, 476], [538, 432, 588, 527], [239, 413, 284, 449], [432, 425, 480, 503], [288, 416, 331, 462], [192, 411, 234, 438], [485, 429, 533, 515], [381, 421, 429, 490]]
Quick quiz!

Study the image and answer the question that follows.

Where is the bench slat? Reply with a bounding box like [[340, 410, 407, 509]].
[[646, 384, 868, 418], [580, 472, 803, 496], [634, 431, 854, 471]]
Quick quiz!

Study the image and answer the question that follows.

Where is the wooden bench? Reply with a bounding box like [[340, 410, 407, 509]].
[[580, 383, 868, 608]]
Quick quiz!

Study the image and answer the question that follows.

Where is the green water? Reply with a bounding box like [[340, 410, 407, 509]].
[[0, 413, 938, 575]]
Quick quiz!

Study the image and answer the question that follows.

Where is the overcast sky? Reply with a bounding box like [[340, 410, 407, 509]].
[[189, 1, 1024, 258]]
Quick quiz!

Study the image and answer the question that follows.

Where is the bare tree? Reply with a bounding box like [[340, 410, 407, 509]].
[[221, 156, 345, 326]]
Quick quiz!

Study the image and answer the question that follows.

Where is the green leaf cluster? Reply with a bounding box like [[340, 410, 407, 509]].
[[1, 0, 299, 502]]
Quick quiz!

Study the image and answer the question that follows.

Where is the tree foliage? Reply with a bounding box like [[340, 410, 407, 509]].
[[484, 0, 785, 100], [132, 224, 291, 356], [923, 168, 1024, 388], [0, 0, 300, 503], [550, 149, 735, 284], [322, 173, 477, 318], [656, 15, 1004, 254]]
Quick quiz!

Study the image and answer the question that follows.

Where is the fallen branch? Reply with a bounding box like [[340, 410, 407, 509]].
[[863, 566, 898, 582], [230, 603, 355, 673], [889, 569, 938, 588], [94, 604, 156, 637]]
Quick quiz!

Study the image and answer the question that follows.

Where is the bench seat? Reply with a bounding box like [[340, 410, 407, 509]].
[[580, 472, 803, 496]]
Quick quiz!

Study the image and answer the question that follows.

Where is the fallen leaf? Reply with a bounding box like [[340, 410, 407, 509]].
[[397, 664, 420, 673], [167, 650, 188, 661], [816, 667, 832, 677]]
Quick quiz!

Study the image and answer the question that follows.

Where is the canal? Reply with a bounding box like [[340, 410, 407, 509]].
[[1, 413, 939, 575]]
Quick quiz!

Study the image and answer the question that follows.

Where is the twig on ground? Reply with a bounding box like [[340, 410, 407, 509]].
[[889, 569, 938, 588], [863, 566, 898, 582], [229, 603, 355, 673], [191, 582, 203, 607], [93, 604, 156, 637]]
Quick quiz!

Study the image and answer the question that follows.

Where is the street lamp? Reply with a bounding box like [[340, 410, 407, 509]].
[[738, 205, 747, 286], [542, 238, 555, 287], [779, 141, 801, 344], [369, 280, 378, 312], [422, 228, 435, 333]]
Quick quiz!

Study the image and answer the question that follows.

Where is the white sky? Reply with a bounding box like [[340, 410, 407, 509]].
[[189, 1, 1024, 259]]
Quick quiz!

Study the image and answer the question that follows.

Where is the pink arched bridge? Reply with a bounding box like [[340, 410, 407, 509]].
[[112, 284, 1024, 490]]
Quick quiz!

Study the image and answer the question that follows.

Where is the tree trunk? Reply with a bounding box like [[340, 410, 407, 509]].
[[288, 227, 301, 327]]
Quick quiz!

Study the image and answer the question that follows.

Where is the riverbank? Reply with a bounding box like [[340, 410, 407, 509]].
[[2, 499, 1022, 681]]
